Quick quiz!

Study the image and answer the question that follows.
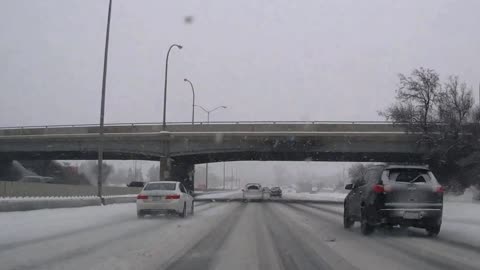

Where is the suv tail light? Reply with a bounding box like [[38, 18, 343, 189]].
[[137, 194, 148, 200], [372, 185, 385, 193], [166, 194, 181, 200], [434, 186, 445, 193]]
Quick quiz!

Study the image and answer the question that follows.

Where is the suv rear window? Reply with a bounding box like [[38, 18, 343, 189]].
[[386, 169, 434, 184], [144, 183, 176, 191], [247, 185, 260, 190]]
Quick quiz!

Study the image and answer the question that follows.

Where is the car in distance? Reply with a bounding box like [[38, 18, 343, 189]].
[[242, 183, 264, 202], [19, 176, 55, 183], [343, 165, 443, 236], [127, 181, 145, 187], [136, 181, 194, 218], [261, 186, 271, 199], [270, 186, 282, 198]]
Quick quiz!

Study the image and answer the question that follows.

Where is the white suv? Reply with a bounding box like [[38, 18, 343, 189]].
[[242, 183, 264, 202], [136, 181, 194, 218]]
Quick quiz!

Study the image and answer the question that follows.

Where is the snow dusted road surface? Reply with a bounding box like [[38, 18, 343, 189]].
[[1, 199, 479, 270]]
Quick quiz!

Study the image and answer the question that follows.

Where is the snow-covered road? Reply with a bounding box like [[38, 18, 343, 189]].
[[0, 196, 479, 270]]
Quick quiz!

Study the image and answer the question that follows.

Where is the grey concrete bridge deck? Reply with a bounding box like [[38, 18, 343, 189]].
[[0, 121, 429, 163], [0, 121, 439, 189], [0, 121, 411, 136]]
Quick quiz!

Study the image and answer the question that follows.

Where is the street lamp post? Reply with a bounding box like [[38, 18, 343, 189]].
[[184, 78, 195, 124], [160, 44, 182, 180], [194, 105, 227, 189], [195, 105, 227, 123], [97, 0, 113, 203], [162, 44, 182, 130]]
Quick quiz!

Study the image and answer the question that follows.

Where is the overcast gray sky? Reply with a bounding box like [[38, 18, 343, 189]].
[[2, 0, 479, 126], [1, 0, 479, 182]]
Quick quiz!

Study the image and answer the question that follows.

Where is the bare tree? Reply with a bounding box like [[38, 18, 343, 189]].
[[378, 102, 419, 131], [437, 76, 474, 138], [472, 105, 480, 123], [147, 165, 159, 182], [78, 161, 113, 185], [396, 68, 441, 133], [348, 164, 370, 185]]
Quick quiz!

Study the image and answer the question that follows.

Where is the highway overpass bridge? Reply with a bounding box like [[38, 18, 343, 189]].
[[0, 121, 432, 189]]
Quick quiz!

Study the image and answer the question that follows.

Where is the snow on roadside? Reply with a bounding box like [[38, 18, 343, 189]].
[[0, 194, 137, 200], [283, 191, 347, 202], [444, 189, 479, 203], [444, 201, 480, 221], [195, 190, 243, 199], [0, 203, 136, 246]]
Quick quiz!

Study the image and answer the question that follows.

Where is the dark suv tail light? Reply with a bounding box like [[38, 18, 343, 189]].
[[372, 185, 385, 193]]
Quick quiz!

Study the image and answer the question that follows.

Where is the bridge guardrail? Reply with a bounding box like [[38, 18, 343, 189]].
[[0, 181, 142, 198], [0, 121, 459, 138], [0, 121, 407, 131]]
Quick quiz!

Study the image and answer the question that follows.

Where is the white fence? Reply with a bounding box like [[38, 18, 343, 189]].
[[0, 181, 142, 197]]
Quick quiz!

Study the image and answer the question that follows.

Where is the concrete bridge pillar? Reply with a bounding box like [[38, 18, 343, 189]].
[[169, 162, 195, 192], [0, 160, 13, 180], [159, 157, 170, 181], [159, 158, 194, 191]]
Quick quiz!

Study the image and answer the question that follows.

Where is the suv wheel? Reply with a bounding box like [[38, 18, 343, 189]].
[[343, 205, 354, 229], [360, 208, 374, 235]]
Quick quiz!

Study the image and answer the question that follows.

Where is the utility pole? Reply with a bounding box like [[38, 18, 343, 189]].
[[236, 172, 240, 188], [194, 105, 227, 189], [134, 160, 137, 181], [223, 162, 226, 190], [234, 169, 238, 189]]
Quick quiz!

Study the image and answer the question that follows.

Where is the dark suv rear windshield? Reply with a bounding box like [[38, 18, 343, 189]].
[[144, 183, 176, 191], [387, 169, 433, 183]]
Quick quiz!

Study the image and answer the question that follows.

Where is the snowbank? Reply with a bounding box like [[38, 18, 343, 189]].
[[0, 203, 137, 247], [445, 189, 479, 202], [0, 181, 142, 197], [0, 195, 137, 212], [195, 190, 243, 200], [283, 191, 347, 202]]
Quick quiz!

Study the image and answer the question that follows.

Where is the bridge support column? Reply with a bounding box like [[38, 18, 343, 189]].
[[159, 157, 170, 181], [0, 160, 14, 180], [169, 162, 195, 192]]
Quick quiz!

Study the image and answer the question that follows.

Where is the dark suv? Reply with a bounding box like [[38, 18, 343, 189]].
[[343, 165, 444, 236]]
